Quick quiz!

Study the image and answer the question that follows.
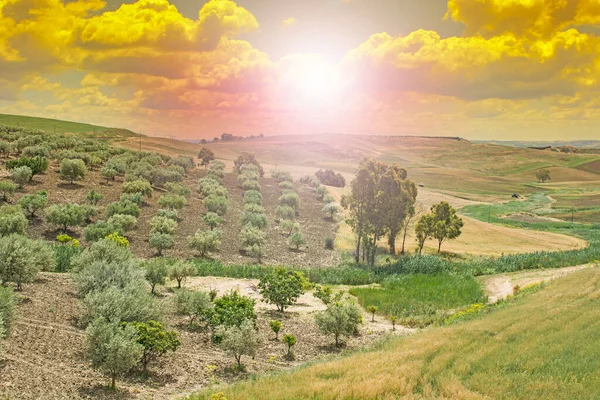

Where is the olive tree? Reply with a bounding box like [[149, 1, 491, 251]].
[[142, 258, 169, 294], [0, 181, 17, 201], [122, 180, 153, 198], [149, 232, 174, 256], [198, 148, 215, 168], [322, 203, 340, 220], [10, 166, 32, 188], [315, 302, 362, 346], [188, 229, 221, 258], [258, 268, 307, 312], [149, 215, 177, 235], [216, 318, 262, 369], [0, 205, 28, 236], [204, 195, 228, 216], [82, 284, 162, 324], [240, 224, 266, 262], [174, 289, 214, 326], [107, 214, 137, 232], [86, 190, 104, 205], [202, 212, 222, 230], [45, 203, 86, 231], [288, 231, 306, 250], [101, 166, 117, 183], [86, 318, 144, 389], [168, 261, 196, 288], [158, 194, 186, 211], [60, 158, 87, 184], [0, 234, 55, 290]]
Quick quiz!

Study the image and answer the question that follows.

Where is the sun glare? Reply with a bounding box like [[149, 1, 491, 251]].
[[283, 57, 342, 107]]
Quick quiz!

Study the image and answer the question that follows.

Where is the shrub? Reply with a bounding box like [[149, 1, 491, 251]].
[[282, 334, 296, 359], [0, 205, 28, 236], [315, 302, 362, 346], [0, 181, 17, 201], [322, 203, 340, 219], [269, 320, 282, 340], [0, 286, 15, 338], [10, 166, 32, 188], [240, 224, 266, 249], [150, 166, 184, 187], [53, 242, 81, 272], [174, 289, 214, 326], [315, 185, 328, 201], [203, 212, 223, 230], [45, 203, 86, 231], [188, 229, 222, 258], [198, 148, 215, 168], [149, 215, 177, 235], [313, 285, 343, 305], [216, 319, 262, 369], [101, 166, 117, 183], [233, 153, 264, 176], [168, 261, 196, 288], [83, 284, 162, 324], [22, 145, 50, 158], [84, 221, 123, 242], [17, 191, 47, 218], [279, 191, 300, 212], [275, 205, 295, 222], [105, 200, 140, 218], [241, 180, 261, 191], [122, 180, 153, 197], [158, 194, 187, 211], [0, 234, 55, 289], [82, 204, 99, 223], [259, 268, 308, 312], [315, 169, 346, 187], [197, 176, 223, 197], [168, 155, 195, 172], [60, 158, 87, 184], [288, 231, 306, 250], [149, 232, 174, 256], [120, 192, 143, 206], [367, 305, 378, 322], [126, 320, 181, 371], [107, 214, 137, 232], [324, 236, 335, 250], [165, 182, 191, 197], [86, 190, 104, 205], [86, 318, 144, 389], [278, 181, 293, 190], [204, 195, 228, 216], [71, 239, 132, 273], [281, 220, 300, 236], [241, 211, 267, 230], [105, 233, 129, 247], [6, 156, 48, 179], [211, 290, 257, 329], [74, 257, 143, 298], [142, 258, 169, 294], [271, 170, 293, 182], [243, 190, 262, 205], [156, 208, 178, 221], [244, 204, 265, 214]]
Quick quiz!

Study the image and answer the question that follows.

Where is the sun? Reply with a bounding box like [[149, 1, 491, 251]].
[[282, 56, 342, 107]]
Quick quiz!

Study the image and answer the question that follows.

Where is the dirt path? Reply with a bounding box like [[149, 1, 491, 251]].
[[479, 264, 595, 303]]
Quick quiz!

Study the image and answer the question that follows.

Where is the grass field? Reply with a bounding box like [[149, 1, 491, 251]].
[[190, 267, 600, 399]]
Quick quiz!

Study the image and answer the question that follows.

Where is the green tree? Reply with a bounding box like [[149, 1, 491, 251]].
[[288, 231, 306, 250], [158, 194, 187, 210], [107, 214, 137, 232], [241, 211, 267, 229], [45, 203, 86, 231], [216, 318, 262, 369], [86, 318, 144, 389], [106, 200, 140, 218], [315, 302, 362, 346], [82, 284, 162, 324], [6, 156, 48, 180], [198, 148, 215, 168], [322, 203, 340, 220], [149, 232, 174, 256], [60, 158, 87, 184], [233, 152, 264, 176], [126, 320, 180, 371], [258, 268, 307, 312], [168, 261, 196, 288], [149, 215, 177, 235], [143, 258, 169, 294], [415, 214, 434, 255], [0, 234, 55, 290], [211, 290, 256, 328], [18, 191, 48, 218], [0, 181, 16, 201], [204, 194, 228, 216], [282, 334, 296, 359], [367, 305, 378, 322], [188, 229, 221, 258], [240, 224, 266, 262], [203, 212, 223, 230], [83, 221, 124, 242], [269, 320, 282, 340], [101, 166, 118, 184], [10, 166, 32, 188], [122, 180, 153, 198], [536, 169, 551, 183], [86, 190, 104, 206], [275, 205, 295, 221], [278, 191, 300, 212], [0, 204, 28, 236], [428, 201, 464, 253], [174, 289, 214, 326]]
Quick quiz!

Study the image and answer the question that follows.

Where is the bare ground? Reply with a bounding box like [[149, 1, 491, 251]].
[[0, 274, 407, 400]]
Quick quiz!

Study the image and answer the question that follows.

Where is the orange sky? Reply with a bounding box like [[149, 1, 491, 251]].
[[1, 0, 600, 140]]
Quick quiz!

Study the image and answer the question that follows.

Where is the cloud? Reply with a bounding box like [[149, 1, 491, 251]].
[[282, 17, 295, 27]]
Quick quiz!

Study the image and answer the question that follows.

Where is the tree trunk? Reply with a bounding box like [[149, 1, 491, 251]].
[[177, 278, 182, 289], [438, 240, 442, 253], [335, 333, 339, 346], [401, 228, 409, 255], [236, 355, 242, 367], [354, 230, 361, 263], [370, 234, 378, 266], [111, 374, 116, 389], [388, 229, 398, 255]]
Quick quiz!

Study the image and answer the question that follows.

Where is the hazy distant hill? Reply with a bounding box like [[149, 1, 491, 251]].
[[475, 140, 600, 149]]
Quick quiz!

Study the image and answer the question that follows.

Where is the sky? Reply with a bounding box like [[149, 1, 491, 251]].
[[1, 0, 600, 140]]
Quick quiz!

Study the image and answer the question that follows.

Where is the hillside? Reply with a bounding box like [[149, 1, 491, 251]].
[[0, 113, 138, 140], [192, 266, 600, 399]]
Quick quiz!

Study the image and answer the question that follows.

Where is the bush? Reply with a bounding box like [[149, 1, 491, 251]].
[[174, 289, 214, 326], [86, 318, 144, 389], [168, 261, 196, 288], [240, 224, 266, 249], [149, 215, 177, 235], [83, 284, 162, 324], [101, 166, 117, 183], [122, 180, 153, 197], [0, 234, 55, 289], [165, 182, 191, 197], [107, 214, 137, 232], [322, 203, 340, 219], [315, 302, 362, 346], [156, 209, 178, 221], [282, 334, 296, 359], [198, 148, 215, 168], [75, 259, 144, 297], [82, 204, 99, 223], [10, 166, 32, 188], [143, 258, 169, 294], [241, 211, 267, 230], [324, 236, 335, 250], [45, 203, 86, 231], [276, 205, 295, 221], [86, 190, 104, 206], [158, 194, 187, 211], [315, 185, 328, 200], [278, 181, 293, 190], [150, 166, 184, 187], [17, 191, 48, 218], [279, 191, 300, 212], [269, 320, 282, 340], [105, 233, 129, 247], [60, 158, 87, 184], [189, 229, 222, 258], [204, 195, 228, 216], [149, 232, 174, 256], [211, 290, 257, 328], [126, 320, 181, 371], [271, 170, 293, 182], [203, 212, 223, 230], [280, 220, 300, 236], [315, 169, 346, 187], [241, 180, 261, 191], [244, 204, 265, 214], [168, 155, 195, 172], [259, 268, 307, 312], [119, 192, 143, 207], [288, 231, 306, 250], [243, 190, 262, 205], [53, 242, 81, 272], [233, 153, 264, 176], [0, 181, 17, 201], [84, 221, 123, 242], [105, 200, 140, 218], [71, 239, 132, 272], [0, 205, 28, 236], [216, 319, 262, 368], [0, 286, 15, 338], [22, 145, 50, 158], [6, 156, 48, 179]]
